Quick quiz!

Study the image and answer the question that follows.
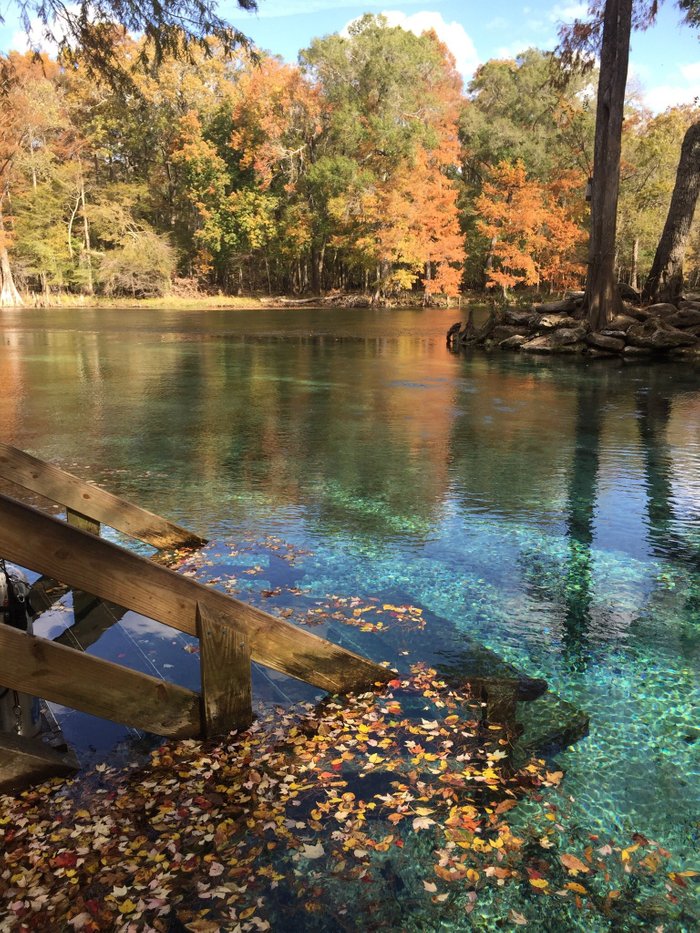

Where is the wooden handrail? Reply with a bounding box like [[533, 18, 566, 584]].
[[0, 493, 389, 694], [0, 443, 206, 550], [0, 625, 200, 738]]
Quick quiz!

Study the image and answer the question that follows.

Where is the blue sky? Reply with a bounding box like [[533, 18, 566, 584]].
[[2, 1, 698, 111]]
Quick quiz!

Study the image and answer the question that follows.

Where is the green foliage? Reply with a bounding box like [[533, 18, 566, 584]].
[[97, 229, 176, 297], [618, 106, 699, 286]]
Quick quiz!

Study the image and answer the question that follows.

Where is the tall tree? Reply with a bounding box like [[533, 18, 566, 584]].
[[476, 160, 586, 296], [617, 107, 698, 289], [642, 120, 700, 302], [584, 0, 633, 329], [560, 0, 700, 326], [460, 50, 595, 288], [301, 15, 465, 298], [0, 53, 63, 306]]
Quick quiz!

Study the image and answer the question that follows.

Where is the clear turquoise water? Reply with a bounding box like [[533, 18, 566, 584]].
[[1, 307, 698, 927]]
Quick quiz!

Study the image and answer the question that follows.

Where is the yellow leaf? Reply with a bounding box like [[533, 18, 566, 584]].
[[529, 878, 549, 890], [565, 882, 587, 895], [119, 900, 137, 915]]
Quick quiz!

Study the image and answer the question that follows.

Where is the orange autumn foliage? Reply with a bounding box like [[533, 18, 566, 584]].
[[476, 160, 586, 293], [229, 58, 322, 191]]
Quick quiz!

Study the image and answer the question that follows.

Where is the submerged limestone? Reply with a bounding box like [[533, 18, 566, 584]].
[[447, 293, 700, 360]]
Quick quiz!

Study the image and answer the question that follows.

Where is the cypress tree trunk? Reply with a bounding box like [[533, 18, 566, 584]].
[[642, 121, 700, 304], [584, 0, 632, 330], [0, 208, 22, 308]]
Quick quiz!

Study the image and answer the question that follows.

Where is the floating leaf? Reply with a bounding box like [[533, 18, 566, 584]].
[[560, 854, 589, 875], [302, 842, 325, 860]]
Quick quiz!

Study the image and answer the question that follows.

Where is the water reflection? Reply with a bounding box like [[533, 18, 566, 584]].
[[560, 378, 604, 671]]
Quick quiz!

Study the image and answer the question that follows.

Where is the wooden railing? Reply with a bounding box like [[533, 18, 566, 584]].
[[0, 446, 389, 742]]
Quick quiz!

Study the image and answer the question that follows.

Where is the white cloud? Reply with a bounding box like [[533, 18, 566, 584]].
[[680, 61, 700, 83], [643, 82, 700, 113], [635, 61, 700, 113], [548, 3, 589, 23], [9, 5, 81, 54], [9, 16, 54, 54], [373, 11, 480, 81]]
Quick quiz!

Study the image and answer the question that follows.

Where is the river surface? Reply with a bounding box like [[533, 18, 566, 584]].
[[1, 307, 699, 927]]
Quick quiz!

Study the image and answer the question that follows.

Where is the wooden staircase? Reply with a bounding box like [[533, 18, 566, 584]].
[[0, 444, 389, 792]]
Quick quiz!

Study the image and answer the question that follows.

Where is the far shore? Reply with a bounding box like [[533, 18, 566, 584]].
[[3, 291, 475, 313]]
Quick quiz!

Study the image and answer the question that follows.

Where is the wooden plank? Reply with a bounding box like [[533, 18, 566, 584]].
[[0, 443, 206, 550], [67, 507, 100, 536], [31, 548, 189, 644], [0, 625, 201, 738], [197, 602, 253, 737], [0, 493, 389, 694], [0, 731, 79, 794]]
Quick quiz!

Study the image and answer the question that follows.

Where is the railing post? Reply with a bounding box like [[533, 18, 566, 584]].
[[66, 507, 100, 536], [197, 601, 253, 738]]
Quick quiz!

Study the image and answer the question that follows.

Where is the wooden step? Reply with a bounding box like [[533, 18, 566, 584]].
[[0, 731, 79, 795]]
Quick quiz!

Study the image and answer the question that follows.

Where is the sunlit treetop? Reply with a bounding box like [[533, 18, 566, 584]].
[[2, 0, 258, 87]]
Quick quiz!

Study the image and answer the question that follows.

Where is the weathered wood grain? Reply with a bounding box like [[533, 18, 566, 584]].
[[0, 443, 206, 550], [0, 494, 389, 693], [0, 625, 200, 738], [0, 731, 79, 794], [197, 602, 253, 737]]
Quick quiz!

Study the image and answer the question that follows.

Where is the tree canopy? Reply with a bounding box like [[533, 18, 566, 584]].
[[0, 11, 699, 306]]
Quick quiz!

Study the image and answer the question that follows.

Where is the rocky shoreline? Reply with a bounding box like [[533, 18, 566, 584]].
[[447, 292, 700, 361]]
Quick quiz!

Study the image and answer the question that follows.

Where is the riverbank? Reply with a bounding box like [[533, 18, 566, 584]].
[[447, 293, 700, 361], [8, 289, 466, 312]]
